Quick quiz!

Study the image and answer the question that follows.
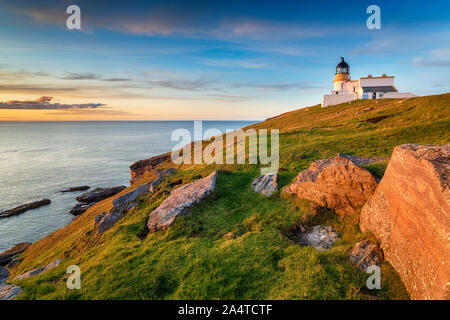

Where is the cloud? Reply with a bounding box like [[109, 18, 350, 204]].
[[0, 96, 106, 109], [412, 48, 450, 67], [230, 82, 322, 92], [60, 72, 101, 80]]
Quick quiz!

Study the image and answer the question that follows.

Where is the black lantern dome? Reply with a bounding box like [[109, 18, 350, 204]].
[[336, 57, 349, 74]]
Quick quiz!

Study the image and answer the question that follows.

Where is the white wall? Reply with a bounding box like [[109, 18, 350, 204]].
[[360, 77, 394, 88], [322, 93, 357, 107], [382, 92, 417, 99]]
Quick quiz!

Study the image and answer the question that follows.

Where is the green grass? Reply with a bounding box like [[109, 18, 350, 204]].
[[10, 93, 450, 300]]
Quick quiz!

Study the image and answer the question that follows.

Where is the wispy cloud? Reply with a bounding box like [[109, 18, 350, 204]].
[[412, 47, 450, 67], [0, 96, 106, 109], [60, 72, 101, 80]]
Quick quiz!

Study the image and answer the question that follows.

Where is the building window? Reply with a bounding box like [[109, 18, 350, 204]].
[[341, 83, 344, 89], [353, 87, 356, 92]]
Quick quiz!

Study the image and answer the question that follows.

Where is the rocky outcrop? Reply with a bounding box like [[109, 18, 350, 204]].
[[130, 153, 171, 184], [251, 174, 278, 196], [349, 240, 383, 272], [0, 243, 31, 266], [0, 267, 9, 283], [76, 186, 126, 203], [360, 144, 450, 300], [298, 225, 340, 251], [70, 203, 95, 215], [147, 170, 218, 232], [334, 153, 387, 166], [0, 285, 22, 300], [284, 153, 379, 215], [0, 199, 51, 219], [61, 186, 90, 192], [97, 169, 176, 234], [15, 259, 61, 280]]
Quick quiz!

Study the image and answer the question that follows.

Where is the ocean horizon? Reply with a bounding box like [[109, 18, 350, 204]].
[[0, 120, 256, 251]]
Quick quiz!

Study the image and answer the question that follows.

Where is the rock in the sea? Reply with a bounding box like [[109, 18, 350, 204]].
[[0, 267, 9, 283], [15, 259, 61, 280], [349, 240, 383, 272], [76, 186, 126, 203], [130, 153, 171, 184], [61, 186, 90, 192], [70, 203, 96, 215], [298, 225, 340, 251], [284, 154, 378, 215], [0, 199, 51, 219], [147, 170, 218, 232], [0, 243, 31, 266], [97, 169, 175, 234], [360, 144, 450, 300], [251, 174, 278, 196], [0, 285, 22, 300]]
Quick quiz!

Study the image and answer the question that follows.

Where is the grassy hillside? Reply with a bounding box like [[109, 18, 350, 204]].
[[9, 93, 450, 300]]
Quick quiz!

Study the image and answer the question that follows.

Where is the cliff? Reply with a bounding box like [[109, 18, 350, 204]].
[[5, 93, 449, 300]]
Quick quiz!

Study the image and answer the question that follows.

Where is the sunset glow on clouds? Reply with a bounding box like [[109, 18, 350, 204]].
[[0, 0, 449, 121]]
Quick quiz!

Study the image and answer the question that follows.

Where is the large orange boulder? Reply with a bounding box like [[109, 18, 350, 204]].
[[360, 144, 450, 300], [284, 154, 379, 215]]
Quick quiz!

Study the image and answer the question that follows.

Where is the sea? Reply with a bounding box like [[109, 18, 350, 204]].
[[0, 121, 255, 252]]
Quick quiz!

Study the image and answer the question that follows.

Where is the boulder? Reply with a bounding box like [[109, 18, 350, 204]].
[[0, 199, 51, 219], [60, 186, 90, 192], [147, 170, 218, 232], [76, 186, 126, 203], [349, 240, 383, 272], [298, 225, 339, 251], [15, 259, 61, 280], [0, 267, 9, 283], [360, 144, 450, 300], [284, 154, 378, 215], [0, 243, 31, 266], [251, 174, 278, 196], [97, 169, 175, 234], [0, 285, 22, 300], [130, 153, 171, 184]]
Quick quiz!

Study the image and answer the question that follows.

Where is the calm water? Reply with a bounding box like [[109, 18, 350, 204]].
[[0, 121, 255, 251]]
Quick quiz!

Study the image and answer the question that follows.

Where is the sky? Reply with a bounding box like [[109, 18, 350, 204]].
[[0, 0, 449, 121]]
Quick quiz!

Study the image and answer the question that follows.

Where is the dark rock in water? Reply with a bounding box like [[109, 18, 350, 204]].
[[0, 284, 22, 300], [147, 171, 217, 233], [69, 203, 96, 215], [0, 243, 31, 266], [76, 186, 126, 203], [60, 186, 90, 193], [130, 153, 171, 184], [0, 199, 51, 219], [15, 259, 61, 280]]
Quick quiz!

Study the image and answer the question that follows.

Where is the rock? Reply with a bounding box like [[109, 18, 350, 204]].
[[335, 153, 387, 166], [70, 203, 96, 215], [147, 170, 218, 232], [251, 174, 278, 196], [0, 285, 22, 300], [366, 115, 388, 123], [0, 267, 9, 283], [97, 169, 175, 234], [130, 153, 171, 184], [0, 199, 51, 219], [61, 186, 90, 192], [284, 154, 379, 215], [360, 144, 450, 300], [298, 225, 339, 251], [349, 240, 383, 272], [15, 259, 61, 280], [76, 186, 126, 203], [0, 243, 31, 266]]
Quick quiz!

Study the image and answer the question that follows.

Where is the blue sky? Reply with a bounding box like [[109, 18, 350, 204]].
[[0, 0, 449, 120]]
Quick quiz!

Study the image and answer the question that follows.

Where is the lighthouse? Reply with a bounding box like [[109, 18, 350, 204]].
[[321, 57, 416, 107]]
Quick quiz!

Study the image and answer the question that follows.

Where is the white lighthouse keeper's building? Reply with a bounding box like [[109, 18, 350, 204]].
[[322, 57, 416, 107]]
